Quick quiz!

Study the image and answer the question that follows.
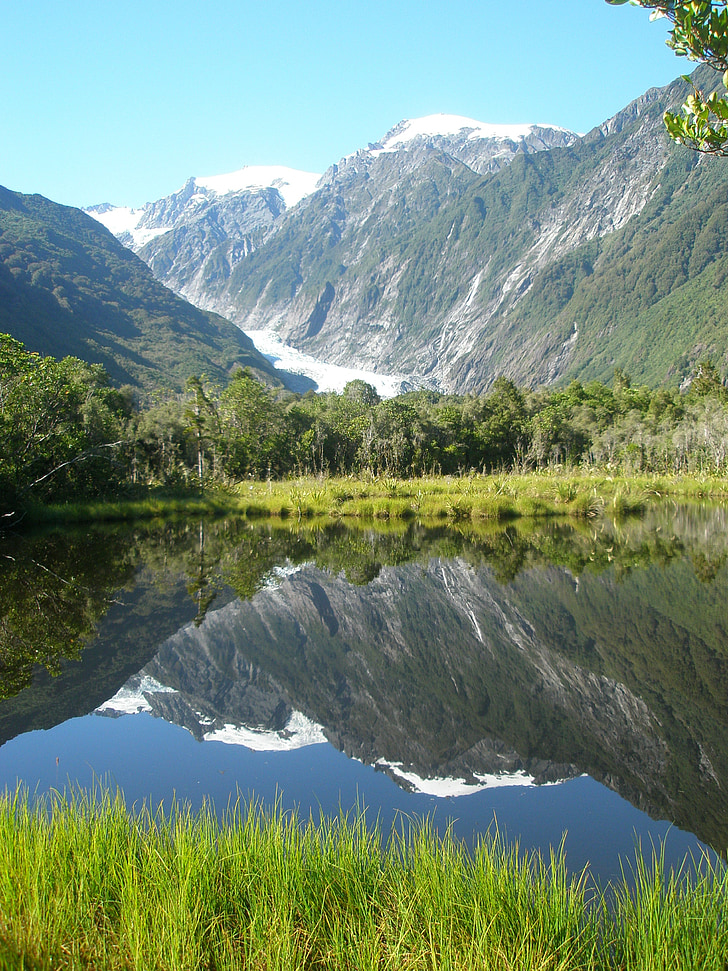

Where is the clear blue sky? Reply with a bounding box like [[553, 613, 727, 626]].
[[1, 1, 684, 209]]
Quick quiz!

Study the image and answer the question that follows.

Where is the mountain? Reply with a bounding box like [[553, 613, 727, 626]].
[[85, 118, 577, 380], [362, 113, 578, 174], [87, 166, 323, 315], [89, 165, 321, 249], [0, 186, 285, 392], [90, 67, 728, 392]]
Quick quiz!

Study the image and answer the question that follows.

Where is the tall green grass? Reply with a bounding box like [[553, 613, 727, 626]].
[[230, 471, 728, 524], [24, 493, 250, 526], [1, 788, 726, 970], [21, 471, 728, 527]]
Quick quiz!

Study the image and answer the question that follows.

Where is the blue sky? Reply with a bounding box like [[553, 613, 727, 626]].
[[1, 1, 684, 209]]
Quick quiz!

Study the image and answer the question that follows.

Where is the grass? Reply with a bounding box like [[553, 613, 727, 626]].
[[1, 788, 727, 970], [19, 470, 728, 527], [230, 471, 728, 524]]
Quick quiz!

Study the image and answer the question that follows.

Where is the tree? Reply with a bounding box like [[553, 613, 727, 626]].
[[686, 357, 728, 398], [342, 380, 380, 407], [218, 369, 288, 477], [607, 1, 728, 154], [184, 375, 220, 492], [134, 399, 188, 485], [0, 334, 131, 517]]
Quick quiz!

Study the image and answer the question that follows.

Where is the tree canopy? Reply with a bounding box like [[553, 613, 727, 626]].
[[608, 1, 728, 154], [3, 334, 728, 522]]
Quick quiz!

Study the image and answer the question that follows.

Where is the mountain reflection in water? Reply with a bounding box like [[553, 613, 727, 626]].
[[1, 506, 727, 861]]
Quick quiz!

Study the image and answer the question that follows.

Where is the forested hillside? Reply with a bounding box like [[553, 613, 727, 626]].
[[3, 332, 727, 520], [0, 187, 281, 393]]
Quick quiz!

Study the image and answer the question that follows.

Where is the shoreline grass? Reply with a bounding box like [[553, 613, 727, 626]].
[[1, 788, 726, 970], [23, 470, 728, 527]]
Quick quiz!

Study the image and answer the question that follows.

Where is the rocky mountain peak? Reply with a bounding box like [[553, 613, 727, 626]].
[[366, 113, 578, 175]]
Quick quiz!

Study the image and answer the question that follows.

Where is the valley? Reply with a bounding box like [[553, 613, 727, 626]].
[[86, 65, 728, 394], [4, 6, 728, 968]]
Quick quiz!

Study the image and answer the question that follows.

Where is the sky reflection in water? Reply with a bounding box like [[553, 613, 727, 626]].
[[1, 506, 726, 883]]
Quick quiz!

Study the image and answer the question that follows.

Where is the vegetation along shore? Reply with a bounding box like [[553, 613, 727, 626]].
[[3, 331, 728, 525], [22, 470, 728, 528]]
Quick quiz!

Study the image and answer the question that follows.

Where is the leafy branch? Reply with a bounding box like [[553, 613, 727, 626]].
[[607, 1, 728, 154]]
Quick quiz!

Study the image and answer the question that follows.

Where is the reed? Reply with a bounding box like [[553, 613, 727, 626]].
[[1, 788, 726, 970], [19, 471, 728, 528], [230, 471, 728, 524]]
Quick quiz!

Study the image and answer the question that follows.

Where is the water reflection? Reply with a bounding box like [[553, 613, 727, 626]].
[[1, 506, 727, 859]]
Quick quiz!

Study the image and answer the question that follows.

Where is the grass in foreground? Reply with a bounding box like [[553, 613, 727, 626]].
[[1, 789, 726, 970]]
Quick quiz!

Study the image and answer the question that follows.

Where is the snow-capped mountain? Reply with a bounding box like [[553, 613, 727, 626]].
[[193, 165, 322, 207], [85, 113, 576, 355], [83, 202, 165, 249], [86, 165, 321, 250], [378, 113, 572, 147], [184, 70, 728, 392], [85, 164, 321, 314], [85, 69, 728, 393], [365, 113, 577, 173], [86, 120, 572, 250]]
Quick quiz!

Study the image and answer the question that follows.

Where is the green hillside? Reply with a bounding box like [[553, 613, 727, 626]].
[[503, 146, 728, 387], [0, 186, 281, 393]]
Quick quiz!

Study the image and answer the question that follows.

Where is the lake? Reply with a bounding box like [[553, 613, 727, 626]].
[[1, 505, 727, 882]]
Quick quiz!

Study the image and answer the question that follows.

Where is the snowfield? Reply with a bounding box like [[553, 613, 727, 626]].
[[244, 329, 425, 398], [372, 114, 574, 155], [195, 165, 321, 208], [373, 758, 569, 797], [85, 204, 171, 248]]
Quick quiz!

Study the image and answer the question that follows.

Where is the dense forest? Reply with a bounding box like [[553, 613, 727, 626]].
[[2, 331, 728, 518]]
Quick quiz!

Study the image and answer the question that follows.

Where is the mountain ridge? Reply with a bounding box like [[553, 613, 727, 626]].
[[85, 115, 578, 364], [86, 66, 728, 393]]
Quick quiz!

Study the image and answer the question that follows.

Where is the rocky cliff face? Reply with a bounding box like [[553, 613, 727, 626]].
[[137, 185, 283, 311]]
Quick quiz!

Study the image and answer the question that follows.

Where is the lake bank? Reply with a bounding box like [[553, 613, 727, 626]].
[[1, 789, 725, 971], [19, 470, 728, 527]]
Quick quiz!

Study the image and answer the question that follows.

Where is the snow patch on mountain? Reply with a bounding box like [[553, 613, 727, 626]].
[[96, 675, 328, 752], [372, 114, 575, 154], [374, 758, 567, 797], [195, 165, 321, 208], [85, 204, 170, 248], [85, 165, 322, 249], [95, 675, 175, 716], [245, 329, 427, 398], [204, 711, 327, 751]]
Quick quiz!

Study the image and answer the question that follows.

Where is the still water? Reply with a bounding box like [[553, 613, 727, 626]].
[[1, 506, 727, 881]]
